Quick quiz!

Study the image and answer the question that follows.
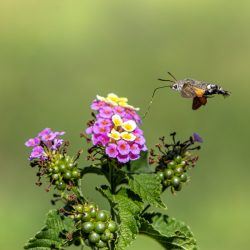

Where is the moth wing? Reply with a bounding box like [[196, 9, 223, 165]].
[[181, 83, 196, 98], [192, 96, 207, 110], [193, 86, 206, 97]]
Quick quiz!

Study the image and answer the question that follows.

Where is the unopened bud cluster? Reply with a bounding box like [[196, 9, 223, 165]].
[[151, 133, 202, 193], [48, 155, 80, 191]]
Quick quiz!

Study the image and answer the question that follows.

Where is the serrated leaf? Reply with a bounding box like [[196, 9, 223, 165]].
[[24, 210, 74, 250], [128, 174, 166, 209], [97, 186, 143, 250], [129, 151, 152, 173], [140, 213, 198, 250]]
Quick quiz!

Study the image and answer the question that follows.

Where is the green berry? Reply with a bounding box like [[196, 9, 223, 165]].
[[53, 166, 59, 173], [180, 173, 188, 182], [101, 230, 113, 242], [164, 169, 174, 179], [96, 210, 108, 222], [59, 164, 66, 172], [162, 179, 170, 187], [94, 221, 106, 234], [179, 160, 186, 167], [67, 162, 74, 169], [82, 211, 91, 222], [82, 221, 95, 233], [56, 181, 66, 190], [89, 207, 98, 218], [88, 202, 97, 210], [96, 239, 107, 248], [175, 156, 182, 164], [174, 182, 182, 191], [75, 213, 83, 220], [71, 169, 80, 178], [168, 161, 176, 168], [75, 204, 83, 213], [175, 167, 183, 175], [88, 231, 100, 243], [171, 176, 181, 187], [63, 171, 72, 179], [107, 221, 117, 233], [52, 173, 59, 180], [157, 171, 165, 181]]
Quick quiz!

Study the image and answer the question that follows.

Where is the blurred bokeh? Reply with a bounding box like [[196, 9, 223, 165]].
[[1, 1, 250, 249]]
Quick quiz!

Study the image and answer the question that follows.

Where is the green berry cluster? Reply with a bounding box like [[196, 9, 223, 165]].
[[157, 155, 189, 192], [72, 203, 118, 249], [47, 154, 80, 191]]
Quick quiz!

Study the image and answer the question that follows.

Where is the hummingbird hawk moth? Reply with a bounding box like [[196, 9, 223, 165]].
[[143, 72, 230, 118]]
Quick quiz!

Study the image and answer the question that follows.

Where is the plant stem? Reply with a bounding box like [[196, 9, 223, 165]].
[[108, 161, 116, 250]]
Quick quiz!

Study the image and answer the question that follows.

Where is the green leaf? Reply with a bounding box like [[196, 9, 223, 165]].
[[80, 166, 104, 177], [128, 174, 166, 209], [128, 151, 152, 173], [97, 186, 143, 250], [140, 213, 198, 250], [24, 210, 74, 250]]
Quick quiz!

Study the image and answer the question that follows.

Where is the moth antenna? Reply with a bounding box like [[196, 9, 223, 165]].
[[143, 85, 171, 119], [167, 72, 177, 81], [158, 78, 175, 83]]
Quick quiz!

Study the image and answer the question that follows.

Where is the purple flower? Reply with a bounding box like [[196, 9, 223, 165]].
[[38, 128, 52, 137], [117, 140, 130, 155], [105, 144, 118, 158], [51, 138, 64, 150], [129, 153, 140, 161], [99, 107, 114, 118], [86, 126, 93, 134], [134, 136, 146, 146], [93, 124, 110, 135], [30, 146, 44, 160], [25, 137, 40, 147], [133, 128, 143, 136], [54, 131, 65, 136], [41, 132, 57, 142], [113, 106, 125, 117], [91, 100, 106, 110], [193, 133, 203, 143], [117, 154, 130, 163], [97, 118, 112, 127], [130, 143, 140, 155], [92, 134, 109, 146], [25, 128, 65, 161]]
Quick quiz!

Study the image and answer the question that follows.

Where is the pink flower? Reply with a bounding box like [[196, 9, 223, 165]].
[[93, 124, 110, 135], [117, 154, 130, 163], [113, 106, 125, 117], [91, 100, 106, 110], [86, 126, 93, 134], [134, 136, 146, 146], [30, 146, 44, 160], [117, 140, 130, 155], [25, 137, 40, 147], [97, 118, 112, 127], [99, 107, 114, 118], [38, 128, 52, 137], [130, 143, 140, 155], [105, 144, 118, 158], [129, 153, 140, 161]]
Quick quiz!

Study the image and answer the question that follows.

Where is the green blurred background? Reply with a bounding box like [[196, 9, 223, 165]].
[[1, 0, 249, 249]]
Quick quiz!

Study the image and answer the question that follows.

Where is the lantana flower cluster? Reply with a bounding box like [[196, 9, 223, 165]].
[[25, 128, 65, 161], [86, 93, 147, 163]]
